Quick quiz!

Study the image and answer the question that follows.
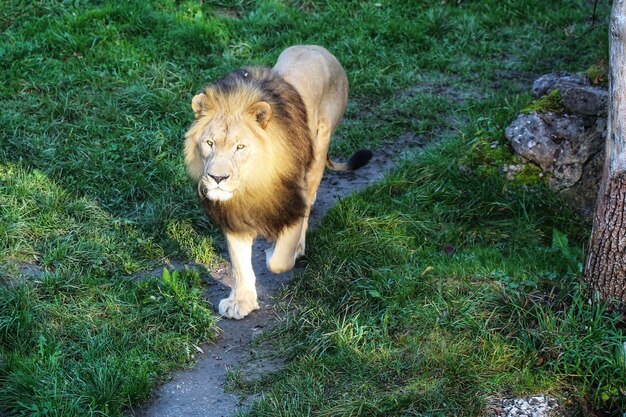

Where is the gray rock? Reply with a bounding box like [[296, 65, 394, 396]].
[[561, 85, 608, 116], [550, 163, 582, 189], [550, 117, 605, 216], [505, 113, 561, 171], [504, 111, 588, 176], [531, 72, 589, 98], [505, 72, 607, 215], [541, 111, 587, 141], [558, 144, 605, 217], [505, 72, 611, 215]]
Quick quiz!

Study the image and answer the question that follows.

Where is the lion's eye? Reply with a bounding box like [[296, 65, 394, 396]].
[[205, 139, 214, 146], [236, 144, 246, 150]]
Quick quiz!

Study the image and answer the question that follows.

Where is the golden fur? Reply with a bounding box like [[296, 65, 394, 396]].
[[184, 45, 372, 319], [184, 67, 313, 239]]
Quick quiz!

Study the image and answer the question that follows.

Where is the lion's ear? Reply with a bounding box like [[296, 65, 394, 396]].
[[249, 101, 272, 129], [191, 93, 208, 119]]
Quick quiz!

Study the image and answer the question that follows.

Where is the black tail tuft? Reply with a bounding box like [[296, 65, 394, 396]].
[[347, 149, 374, 170]]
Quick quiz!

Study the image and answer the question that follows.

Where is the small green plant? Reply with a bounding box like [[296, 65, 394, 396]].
[[584, 60, 609, 85], [551, 228, 584, 274], [511, 162, 545, 186]]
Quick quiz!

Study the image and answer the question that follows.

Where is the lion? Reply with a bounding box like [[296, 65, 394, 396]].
[[184, 45, 372, 319]]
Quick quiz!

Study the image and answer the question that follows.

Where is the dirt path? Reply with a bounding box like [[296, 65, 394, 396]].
[[136, 135, 422, 417]]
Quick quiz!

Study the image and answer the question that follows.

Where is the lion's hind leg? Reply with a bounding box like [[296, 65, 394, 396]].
[[265, 142, 326, 274], [266, 220, 304, 274], [295, 121, 333, 260]]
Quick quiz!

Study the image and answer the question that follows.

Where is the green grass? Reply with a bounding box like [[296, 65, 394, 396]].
[[245, 134, 626, 416], [0, 268, 217, 416], [0, 0, 620, 415]]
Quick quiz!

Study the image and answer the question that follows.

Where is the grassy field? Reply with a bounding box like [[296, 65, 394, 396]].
[[1, 0, 623, 416]]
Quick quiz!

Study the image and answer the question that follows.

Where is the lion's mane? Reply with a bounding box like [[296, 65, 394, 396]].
[[184, 67, 314, 240]]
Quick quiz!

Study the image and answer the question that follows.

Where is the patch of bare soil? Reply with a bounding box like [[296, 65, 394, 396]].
[[133, 133, 424, 417]]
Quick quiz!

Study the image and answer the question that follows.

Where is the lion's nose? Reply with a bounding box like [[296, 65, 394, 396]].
[[209, 174, 230, 184]]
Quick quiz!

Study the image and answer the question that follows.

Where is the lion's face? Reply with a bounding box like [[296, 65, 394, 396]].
[[185, 94, 273, 202], [196, 119, 255, 202], [193, 113, 275, 202]]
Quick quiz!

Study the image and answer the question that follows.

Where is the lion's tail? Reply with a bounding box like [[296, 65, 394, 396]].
[[326, 149, 373, 171]]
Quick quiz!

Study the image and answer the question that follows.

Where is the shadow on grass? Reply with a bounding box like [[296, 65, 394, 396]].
[[0, 157, 221, 416]]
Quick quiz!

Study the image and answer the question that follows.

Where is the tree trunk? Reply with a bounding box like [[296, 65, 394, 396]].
[[583, 0, 626, 308]]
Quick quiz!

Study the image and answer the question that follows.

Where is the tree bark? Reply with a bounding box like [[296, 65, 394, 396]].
[[583, 0, 626, 309]]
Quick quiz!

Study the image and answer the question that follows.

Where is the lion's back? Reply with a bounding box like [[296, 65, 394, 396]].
[[273, 45, 348, 135]]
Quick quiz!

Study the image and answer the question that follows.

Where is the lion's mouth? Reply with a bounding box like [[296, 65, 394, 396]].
[[199, 180, 235, 202], [207, 189, 233, 202]]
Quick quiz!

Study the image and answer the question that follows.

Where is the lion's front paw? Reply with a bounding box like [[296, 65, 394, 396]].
[[218, 296, 259, 320]]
